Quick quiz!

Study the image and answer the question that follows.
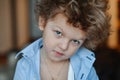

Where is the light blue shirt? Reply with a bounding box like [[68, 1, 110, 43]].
[[14, 38, 99, 80]]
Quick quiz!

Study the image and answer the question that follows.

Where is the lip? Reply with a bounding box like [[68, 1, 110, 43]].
[[54, 50, 64, 56]]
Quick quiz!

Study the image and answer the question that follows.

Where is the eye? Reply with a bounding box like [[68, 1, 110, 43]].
[[72, 39, 81, 45], [55, 30, 62, 37]]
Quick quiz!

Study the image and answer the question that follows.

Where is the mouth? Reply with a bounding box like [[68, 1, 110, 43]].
[[54, 50, 64, 57]]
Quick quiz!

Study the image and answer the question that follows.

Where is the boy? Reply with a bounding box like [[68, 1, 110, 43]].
[[14, 0, 110, 80]]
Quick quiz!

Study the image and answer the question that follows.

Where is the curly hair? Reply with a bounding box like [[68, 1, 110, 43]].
[[35, 0, 111, 50]]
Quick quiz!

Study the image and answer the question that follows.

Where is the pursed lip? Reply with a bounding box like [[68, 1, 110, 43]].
[[53, 50, 64, 56]]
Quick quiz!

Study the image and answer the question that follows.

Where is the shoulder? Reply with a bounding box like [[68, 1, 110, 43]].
[[14, 57, 30, 80], [70, 47, 96, 66], [15, 38, 43, 59], [70, 47, 99, 80], [14, 38, 43, 72], [14, 38, 43, 80], [87, 67, 99, 80]]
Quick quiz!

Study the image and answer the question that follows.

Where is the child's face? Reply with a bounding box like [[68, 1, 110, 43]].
[[39, 13, 86, 62]]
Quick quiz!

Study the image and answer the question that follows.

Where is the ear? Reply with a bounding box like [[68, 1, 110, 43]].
[[38, 16, 46, 31]]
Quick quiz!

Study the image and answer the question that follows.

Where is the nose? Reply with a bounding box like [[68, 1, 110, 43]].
[[58, 39, 69, 51]]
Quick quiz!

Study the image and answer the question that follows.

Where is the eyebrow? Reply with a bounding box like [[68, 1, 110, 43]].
[[71, 35, 86, 41], [78, 38, 86, 41], [50, 23, 63, 31]]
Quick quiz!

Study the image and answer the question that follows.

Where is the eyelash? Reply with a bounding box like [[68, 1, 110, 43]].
[[54, 30, 62, 37], [72, 40, 81, 45]]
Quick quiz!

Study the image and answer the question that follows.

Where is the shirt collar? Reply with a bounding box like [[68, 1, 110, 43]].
[[70, 47, 96, 79], [15, 38, 43, 59]]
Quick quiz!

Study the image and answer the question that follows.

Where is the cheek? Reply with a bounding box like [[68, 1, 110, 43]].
[[43, 37, 53, 51], [67, 46, 79, 56], [43, 32, 56, 51]]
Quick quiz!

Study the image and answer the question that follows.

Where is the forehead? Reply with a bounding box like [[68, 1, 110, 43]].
[[47, 13, 86, 40]]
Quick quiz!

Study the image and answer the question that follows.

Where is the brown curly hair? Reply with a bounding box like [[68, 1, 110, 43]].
[[35, 0, 111, 50]]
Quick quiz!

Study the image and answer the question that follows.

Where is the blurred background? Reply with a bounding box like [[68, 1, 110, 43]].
[[0, 0, 120, 80]]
